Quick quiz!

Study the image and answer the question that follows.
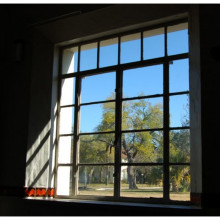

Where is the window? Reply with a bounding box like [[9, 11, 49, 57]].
[[56, 19, 190, 204]]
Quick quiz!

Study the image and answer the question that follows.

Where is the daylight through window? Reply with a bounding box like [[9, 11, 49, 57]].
[[56, 20, 190, 204]]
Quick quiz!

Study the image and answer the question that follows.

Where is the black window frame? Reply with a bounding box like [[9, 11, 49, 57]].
[[55, 18, 190, 206]]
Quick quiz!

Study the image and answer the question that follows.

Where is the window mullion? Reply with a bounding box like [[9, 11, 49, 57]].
[[114, 68, 123, 198], [72, 46, 81, 197], [163, 25, 170, 201], [141, 31, 143, 61], [163, 61, 170, 201], [97, 41, 100, 69], [113, 36, 122, 198], [118, 36, 121, 65]]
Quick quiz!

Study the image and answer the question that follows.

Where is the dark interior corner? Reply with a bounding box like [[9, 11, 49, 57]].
[[1, 3, 220, 216]]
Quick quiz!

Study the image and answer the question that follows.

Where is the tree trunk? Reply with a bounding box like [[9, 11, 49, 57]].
[[100, 167, 103, 183], [127, 166, 138, 189], [123, 139, 138, 189], [171, 178, 178, 192], [84, 168, 87, 188], [88, 167, 94, 184], [106, 167, 109, 185]]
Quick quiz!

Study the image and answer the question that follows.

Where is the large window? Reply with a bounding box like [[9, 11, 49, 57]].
[[56, 20, 190, 204]]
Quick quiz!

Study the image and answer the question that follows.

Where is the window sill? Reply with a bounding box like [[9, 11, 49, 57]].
[[24, 197, 201, 210]]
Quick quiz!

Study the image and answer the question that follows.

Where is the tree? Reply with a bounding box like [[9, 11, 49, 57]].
[[79, 134, 114, 186], [88, 96, 163, 189], [169, 129, 190, 192], [121, 99, 163, 189], [79, 93, 190, 192], [169, 95, 190, 192]]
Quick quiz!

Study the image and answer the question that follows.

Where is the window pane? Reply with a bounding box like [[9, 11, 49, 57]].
[[121, 166, 163, 198], [123, 65, 163, 98], [59, 107, 74, 134], [58, 136, 73, 164], [169, 59, 189, 93], [143, 28, 165, 60], [62, 47, 78, 74], [81, 72, 115, 104], [78, 166, 114, 196], [122, 98, 163, 130], [60, 78, 75, 106], [57, 166, 72, 196], [80, 102, 115, 133], [100, 38, 118, 67], [80, 42, 97, 71], [169, 94, 189, 127], [170, 129, 190, 163], [170, 165, 190, 201], [121, 33, 141, 64], [168, 23, 188, 56], [80, 134, 115, 164], [122, 131, 163, 163]]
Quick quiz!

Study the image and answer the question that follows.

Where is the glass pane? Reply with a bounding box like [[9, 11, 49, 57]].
[[58, 136, 73, 164], [121, 33, 141, 64], [100, 38, 118, 67], [121, 166, 163, 198], [170, 129, 190, 163], [168, 23, 188, 56], [57, 166, 72, 196], [80, 134, 115, 164], [143, 28, 165, 60], [80, 102, 115, 133], [122, 98, 163, 130], [60, 78, 75, 106], [170, 165, 190, 201], [59, 107, 74, 134], [81, 72, 115, 104], [169, 59, 189, 93], [169, 94, 189, 127], [80, 42, 97, 71], [122, 131, 163, 163], [123, 65, 163, 98], [78, 166, 114, 196], [62, 47, 78, 74]]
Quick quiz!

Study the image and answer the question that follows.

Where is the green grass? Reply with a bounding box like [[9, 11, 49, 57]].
[[77, 183, 190, 201], [78, 183, 161, 188]]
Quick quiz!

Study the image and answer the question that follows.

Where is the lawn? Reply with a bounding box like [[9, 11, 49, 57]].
[[78, 183, 190, 201]]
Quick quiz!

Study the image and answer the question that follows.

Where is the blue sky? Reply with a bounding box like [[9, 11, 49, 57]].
[[62, 27, 189, 132]]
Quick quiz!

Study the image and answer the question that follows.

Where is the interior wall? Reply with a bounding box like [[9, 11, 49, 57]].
[[25, 29, 54, 189], [199, 5, 220, 209], [0, 5, 32, 188], [0, 3, 111, 191]]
